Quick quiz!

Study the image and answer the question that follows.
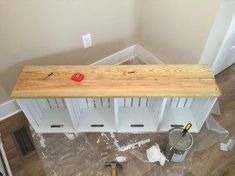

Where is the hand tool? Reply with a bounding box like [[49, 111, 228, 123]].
[[104, 161, 122, 176], [170, 123, 192, 151]]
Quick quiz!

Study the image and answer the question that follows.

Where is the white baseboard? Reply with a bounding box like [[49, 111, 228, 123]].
[[0, 44, 163, 121], [92, 45, 136, 65], [92, 44, 163, 65], [136, 44, 164, 64], [0, 100, 21, 121]]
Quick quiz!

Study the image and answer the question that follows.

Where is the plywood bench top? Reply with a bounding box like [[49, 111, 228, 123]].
[[11, 65, 221, 98]]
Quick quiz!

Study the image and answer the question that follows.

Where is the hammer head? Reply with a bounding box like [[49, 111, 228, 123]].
[[104, 161, 122, 168]]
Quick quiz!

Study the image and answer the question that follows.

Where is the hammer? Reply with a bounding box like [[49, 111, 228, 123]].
[[104, 161, 122, 176]]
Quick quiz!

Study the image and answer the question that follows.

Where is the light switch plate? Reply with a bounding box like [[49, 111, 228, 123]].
[[82, 33, 92, 49]]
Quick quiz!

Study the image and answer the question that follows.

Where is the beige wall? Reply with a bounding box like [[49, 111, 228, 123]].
[[0, 82, 8, 104], [0, 0, 140, 95], [139, 0, 222, 64]]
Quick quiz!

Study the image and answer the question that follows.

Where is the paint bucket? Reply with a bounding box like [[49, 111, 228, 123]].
[[164, 128, 193, 162]]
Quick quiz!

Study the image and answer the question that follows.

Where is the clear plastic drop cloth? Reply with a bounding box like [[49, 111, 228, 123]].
[[30, 101, 230, 176], [205, 100, 229, 139], [210, 100, 221, 116], [205, 115, 229, 139]]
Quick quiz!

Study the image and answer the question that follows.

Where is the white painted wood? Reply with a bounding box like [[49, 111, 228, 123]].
[[150, 98, 163, 109], [102, 98, 110, 108], [158, 97, 217, 133], [125, 98, 132, 107], [94, 98, 102, 108], [47, 98, 58, 109], [191, 98, 205, 116], [78, 98, 88, 110], [0, 100, 21, 121], [192, 97, 217, 130], [92, 45, 136, 65], [117, 98, 125, 107], [159, 107, 199, 132], [25, 100, 42, 123], [118, 107, 157, 132], [18, 99, 75, 133], [132, 98, 140, 107], [36, 99, 49, 112], [17, 100, 40, 130], [178, 98, 187, 108], [18, 96, 217, 133], [109, 98, 114, 108], [114, 99, 119, 130], [31, 101, 43, 120], [92, 44, 163, 66], [86, 98, 94, 108], [76, 108, 115, 132], [65, 98, 116, 132], [156, 98, 168, 130], [64, 99, 80, 129], [0, 138, 13, 176], [212, 15, 235, 74], [152, 99, 161, 125], [37, 109, 75, 133], [185, 98, 193, 108], [136, 44, 164, 64], [117, 97, 164, 132], [148, 98, 156, 108], [199, 0, 235, 67], [55, 98, 65, 108], [71, 99, 81, 116], [140, 98, 147, 107], [171, 98, 179, 107]]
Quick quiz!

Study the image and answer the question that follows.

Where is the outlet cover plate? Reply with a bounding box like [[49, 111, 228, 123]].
[[82, 33, 92, 49]]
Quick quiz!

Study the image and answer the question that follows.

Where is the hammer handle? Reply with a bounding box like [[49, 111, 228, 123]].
[[111, 167, 117, 176]]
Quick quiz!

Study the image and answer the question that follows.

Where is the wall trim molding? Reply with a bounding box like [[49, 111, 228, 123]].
[[0, 100, 21, 121], [92, 45, 136, 65], [92, 44, 163, 65], [136, 44, 164, 64], [0, 44, 163, 121]]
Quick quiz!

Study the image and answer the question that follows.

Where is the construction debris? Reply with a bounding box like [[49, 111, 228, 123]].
[[146, 144, 167, 166]]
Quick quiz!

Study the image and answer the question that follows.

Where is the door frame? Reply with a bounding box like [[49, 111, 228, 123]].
[[199, 0, 235, 74]]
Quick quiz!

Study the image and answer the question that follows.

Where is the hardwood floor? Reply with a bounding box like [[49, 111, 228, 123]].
[[0, 112, 45, 176], [0, 63, 234, 176], [186, 64, 235, 176]]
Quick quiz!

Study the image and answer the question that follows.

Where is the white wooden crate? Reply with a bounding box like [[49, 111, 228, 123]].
[[17, 98, 76, 133], [159, 97, 217, 132], [17, 96, 217, 133], [65, 98, 115, 132], [116, 98, 166, 132]]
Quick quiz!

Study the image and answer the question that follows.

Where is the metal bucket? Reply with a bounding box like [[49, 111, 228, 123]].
[[164, 128, 193, 162]]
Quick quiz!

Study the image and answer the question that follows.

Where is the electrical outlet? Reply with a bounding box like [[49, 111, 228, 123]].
[[82, 33, 92, 49]]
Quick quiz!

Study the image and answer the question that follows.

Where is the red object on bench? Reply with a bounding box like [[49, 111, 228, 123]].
[[71, 73, 84, 82]]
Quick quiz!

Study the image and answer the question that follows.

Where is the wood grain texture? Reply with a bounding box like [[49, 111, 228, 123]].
[[11, 65, 221, 98]]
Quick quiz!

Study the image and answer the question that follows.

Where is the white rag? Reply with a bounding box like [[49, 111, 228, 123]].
[[146, 144, 167, 166]]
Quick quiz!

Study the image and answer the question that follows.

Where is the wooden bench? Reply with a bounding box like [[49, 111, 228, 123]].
[[11, 65, 221, 133]]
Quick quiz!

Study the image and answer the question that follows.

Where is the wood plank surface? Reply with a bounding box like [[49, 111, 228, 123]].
[[11, 65, 221, 98]]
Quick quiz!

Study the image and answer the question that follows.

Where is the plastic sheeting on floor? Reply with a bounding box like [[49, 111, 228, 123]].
[[30, 100, 230, 176]]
